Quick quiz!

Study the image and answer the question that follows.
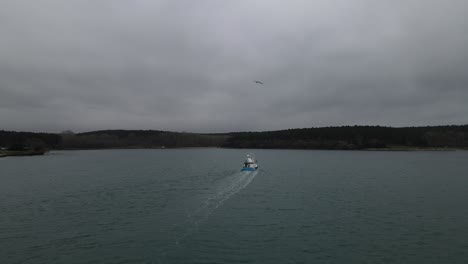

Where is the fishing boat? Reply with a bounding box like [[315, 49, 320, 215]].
[[241, 154, 258, 171]]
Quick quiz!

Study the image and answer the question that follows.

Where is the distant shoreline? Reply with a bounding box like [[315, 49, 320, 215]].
[[2, 125, 468, 152], [0, 150, 47, 158], [361, 147, 466, 151], [1, 147, 466, 157], [53, 146, 466, 151]]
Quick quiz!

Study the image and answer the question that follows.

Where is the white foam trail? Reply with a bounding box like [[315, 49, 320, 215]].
[[177, 171, 258, 241], [158, 171, 258, 262], [194, 171, 257, 218]]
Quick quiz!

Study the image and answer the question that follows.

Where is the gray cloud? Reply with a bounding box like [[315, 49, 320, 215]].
[[1, 0, 467, 132]]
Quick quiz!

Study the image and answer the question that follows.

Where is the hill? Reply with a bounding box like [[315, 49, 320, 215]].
[[1, 125, 468, 151], [61, 130, 227, 149], [224, 125, 468, 150]]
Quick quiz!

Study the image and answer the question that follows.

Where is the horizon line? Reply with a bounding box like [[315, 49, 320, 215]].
[[2, 123, 468, 135]]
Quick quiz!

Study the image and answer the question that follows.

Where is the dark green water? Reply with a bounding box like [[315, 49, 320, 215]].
[[1, 149, 468, 263]]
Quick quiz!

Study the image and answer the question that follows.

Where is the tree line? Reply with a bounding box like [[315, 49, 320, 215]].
[[223, 125, 468, 149], [0, 130, 62, 150], [1, 125, 468, 150], [60, 130, 227, 149]]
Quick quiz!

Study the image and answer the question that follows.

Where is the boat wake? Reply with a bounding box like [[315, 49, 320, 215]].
[[191, 171, 257, 223], [176, 170, 257, 242], [157, 171, 258, 262]]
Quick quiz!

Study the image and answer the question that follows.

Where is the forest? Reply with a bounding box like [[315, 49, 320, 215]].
[[1, 125, 468, 151], [224, 125, 468, 149]]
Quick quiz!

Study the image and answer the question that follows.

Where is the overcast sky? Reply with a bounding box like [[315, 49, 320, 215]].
[[1, 0, 467, 132]]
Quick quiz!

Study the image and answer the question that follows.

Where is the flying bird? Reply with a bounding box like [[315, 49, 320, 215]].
[[253, 81, 264, 85]]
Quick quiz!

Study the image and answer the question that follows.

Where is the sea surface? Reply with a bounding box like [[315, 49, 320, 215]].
[[1, 149, 468, 263]]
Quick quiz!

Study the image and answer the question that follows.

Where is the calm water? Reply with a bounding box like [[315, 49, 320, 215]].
[[1, 149, 468, 263]]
